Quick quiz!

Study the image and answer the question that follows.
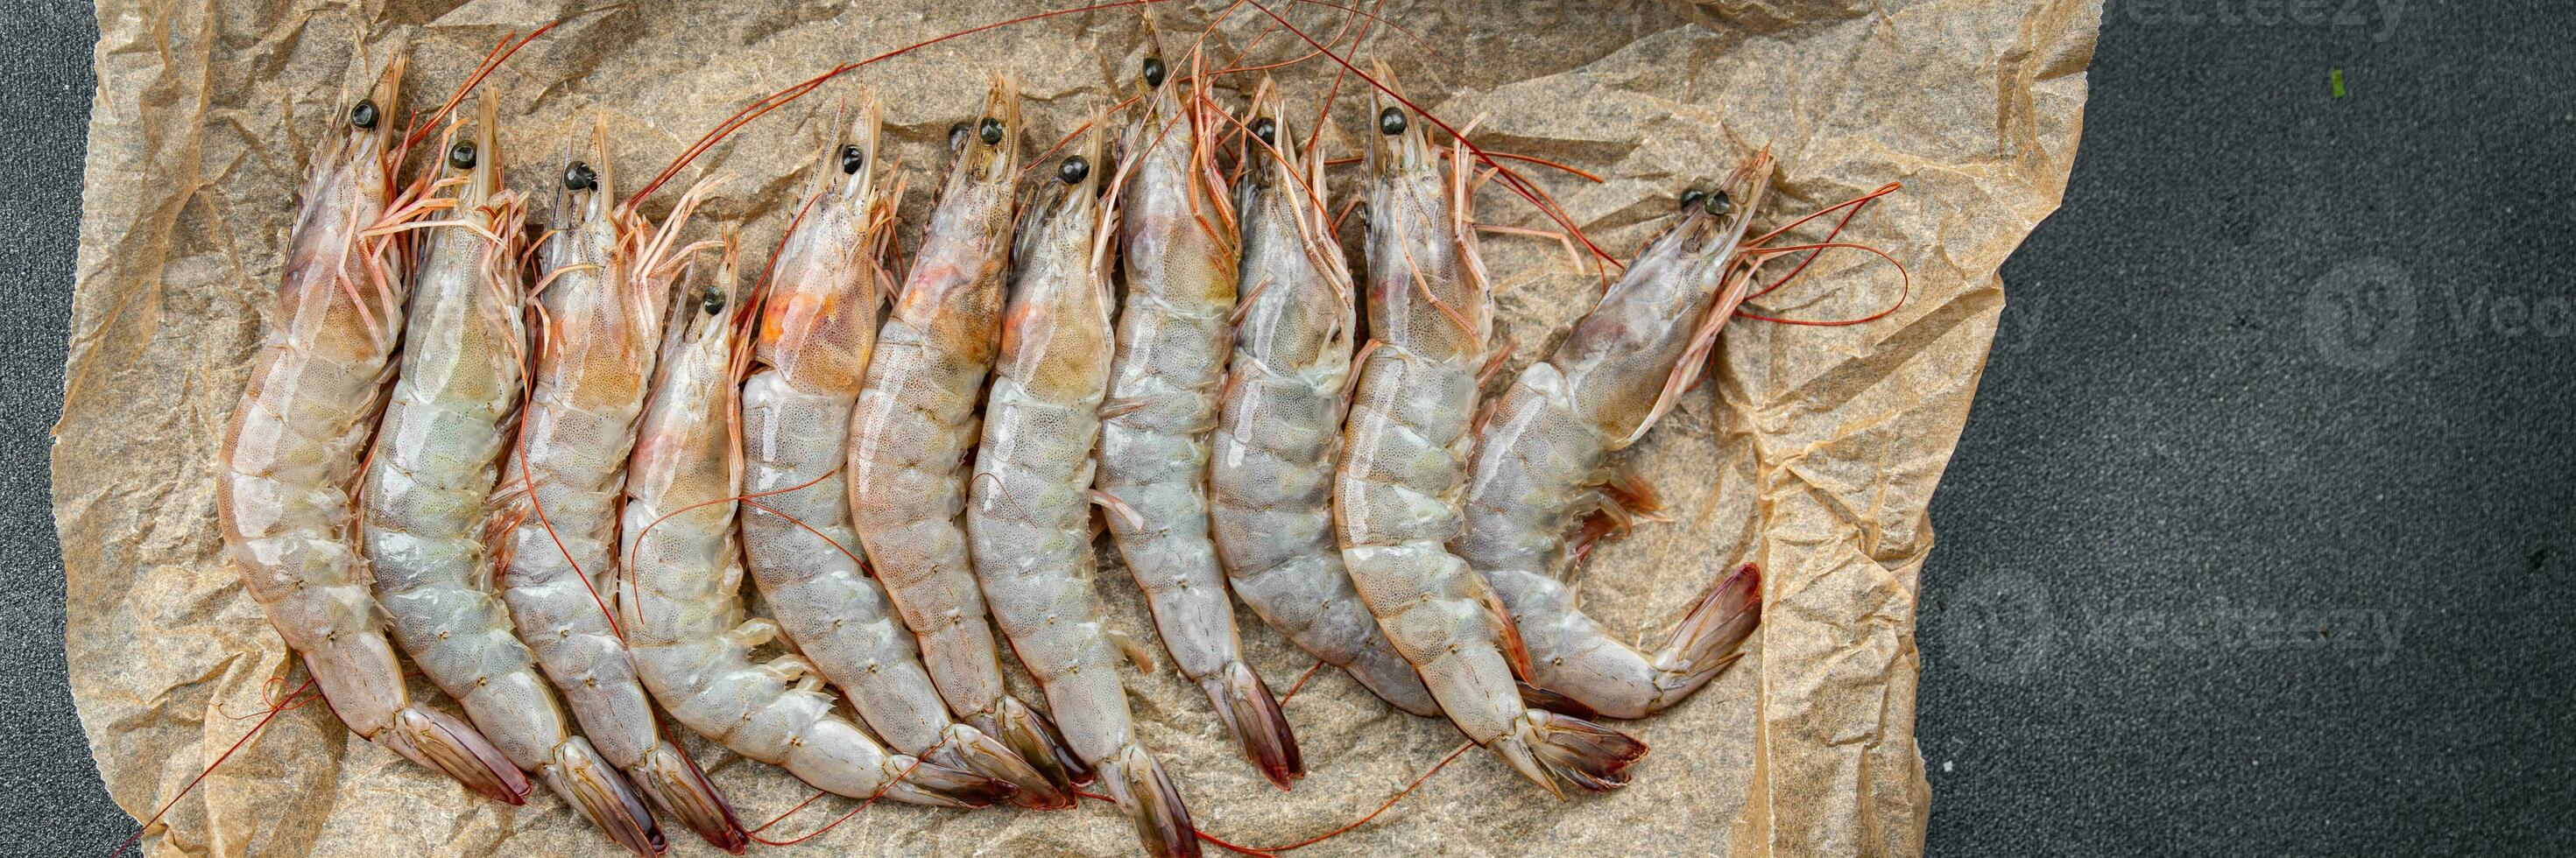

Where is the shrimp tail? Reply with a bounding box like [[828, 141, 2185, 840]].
[[1648, 563, 1762, 697], [632, 740, 750, 854], [938, 720, 1076, 811], [540, 736, 666, 857], [1203, 660, 1302, 790], [882, 758, 1019, 809], [978, 695, 1090, 798], [380, 705, 533, 805], [1100, 742, 1201, 858], [1497, 710, 1648, 798]]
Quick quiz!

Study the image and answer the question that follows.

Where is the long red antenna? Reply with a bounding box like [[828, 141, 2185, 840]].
[[628, 0, 1173, 209]]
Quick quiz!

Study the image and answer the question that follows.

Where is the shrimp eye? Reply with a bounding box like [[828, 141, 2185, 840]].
[[1253, 117, 1277, 146], [949, 122, 971, 150], [702, 285, 726, 315], [840, 144, 865, 175], [447, 141, 477, 170], [1058, 155, 1090, 186], [1701, 188, 1733, 216], [349, 100, 380, 130], [978, 117, 1005, 146], [1678, 189, 1705, 211], [1142, 55, 1168, 88], [1377, 107, 1408, 137], [563, 161, 596, 191]]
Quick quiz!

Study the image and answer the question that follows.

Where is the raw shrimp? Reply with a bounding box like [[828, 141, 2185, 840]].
[[966, 127, 1198, 857], [491, 121, 745, 850], [214, 56, 530, 805], [1332, 77, 1645, 797], [1208, 81, 1439, 718], [848, 76, 1083, 797], [1103, 48, 1302, 789], [739, 96, 1069, 809], [358, 89, 661, 855], [622, 232, 1011, 809], [1455, 155, 1775, 720]]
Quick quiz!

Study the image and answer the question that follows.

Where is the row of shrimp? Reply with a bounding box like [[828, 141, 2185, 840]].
[[213, 21, 1810, 857]]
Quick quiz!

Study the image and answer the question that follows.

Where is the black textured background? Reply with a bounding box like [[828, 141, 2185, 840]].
[[6, 1, 2573, 854]]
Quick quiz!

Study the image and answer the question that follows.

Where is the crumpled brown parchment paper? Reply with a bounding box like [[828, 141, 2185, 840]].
[[58, 1, 2100, 854]]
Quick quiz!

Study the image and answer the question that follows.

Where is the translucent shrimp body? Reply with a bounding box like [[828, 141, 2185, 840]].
[[1104, 57, 1302, 789], [493, 123, 745, 850], [739, 100, 1068, 809], [1332, 81, 1645, 797], [1457, 156, 1775, 720], [1209, 88, 1438, 718], [359, 91, 660, 854], [622, 238, 1010, 810], [215, 57, 529, 805], [966, 130, 1198, 857], [848, 77, 1083, 797]]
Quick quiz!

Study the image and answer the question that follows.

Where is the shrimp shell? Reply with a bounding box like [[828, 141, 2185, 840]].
[[622, 234, 1008, 809], [215, 56, 530, 805], [1332, 70, 1644, 797], [359, 90, 660, 854], [966, 125, 1198, 857], [1457, 154, 1775, 719], [492, 122, 745, 850], [740, 98, 1069, 809], [848, 76, 1084, 796], [1209, 84, 1439, 718], [1103, 51, 1302, 789]]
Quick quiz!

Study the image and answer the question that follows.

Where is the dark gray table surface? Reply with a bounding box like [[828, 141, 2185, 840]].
[[5, 1, 2571, 854]]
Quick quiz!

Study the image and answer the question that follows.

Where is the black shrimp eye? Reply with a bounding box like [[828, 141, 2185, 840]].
[[978, 117, 1005, 146], [563, 161, 596, 191], [949, 122, 971, 150], [447, 141, 477, 170], [1701, 188, 1733, 217], [1141, 55, 1168, 88], [1057, 155, 1090, 186], [702, 285, 726, 315], [840, 144, 865, 175], [1678, 188, 1706, 211], [1377, 106, 1408, 137], [349, 99, 380, 130], [1253, 117, 1277, 146]]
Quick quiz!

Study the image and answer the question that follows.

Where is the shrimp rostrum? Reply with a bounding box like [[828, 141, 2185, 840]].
[[622, 232, 1011, 809], [358, 89, 660, 854], [1456, 154, 1775, 720], [1333, 69, 1645, 797], [740, 95, 1069, 809], [967, 125, 1198, 857], [215, 55, 530, 805]]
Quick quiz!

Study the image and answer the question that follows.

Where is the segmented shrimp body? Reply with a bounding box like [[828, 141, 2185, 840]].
[[848, 77, 1082, 794], [1457, 155, 1774, 720], [965, 129, 1198, 857], [740, 99, 1069, 809], [622, 236, 1010, 810], [492, 123, 745, 850], [358, 91, 660, 854], [1103, 55, 1302, 789], [215, 57, 530, 805], [1333, 82, 1644, 797], [1208, 86, 1438, 718]]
